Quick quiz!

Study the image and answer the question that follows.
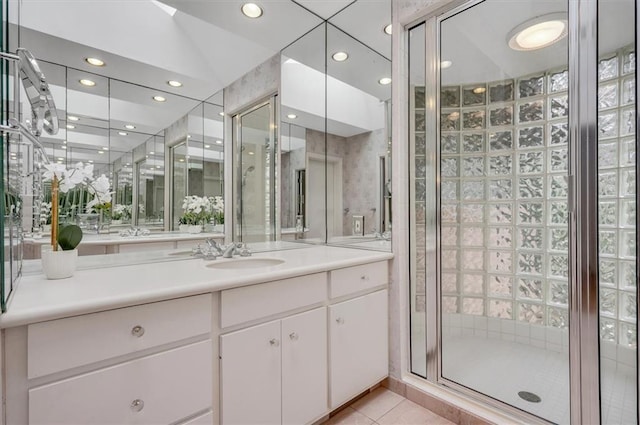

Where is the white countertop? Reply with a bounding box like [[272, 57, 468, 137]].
[[1, 245, 393, 328]]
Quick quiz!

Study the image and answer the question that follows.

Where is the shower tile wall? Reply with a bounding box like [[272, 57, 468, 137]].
[[411, 48, 637, 342]]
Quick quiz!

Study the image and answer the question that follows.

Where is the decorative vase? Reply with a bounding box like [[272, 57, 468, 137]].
[[96, 209, 110, 234], [41, 247, 78, 279], [188, 225, 202, 234], [179, 224, 189, 233]]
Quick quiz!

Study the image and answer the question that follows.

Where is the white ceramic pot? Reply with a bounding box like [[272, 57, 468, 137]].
[[41, 248, 78, 280], [112, 219, 122, 225], [188, 225, 202, 234], [179, 224, 190, 233]]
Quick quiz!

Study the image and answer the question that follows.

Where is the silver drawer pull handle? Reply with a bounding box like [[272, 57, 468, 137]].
[[131, 325, 145, 337], [269, 338, 280, 347], [289, 332, 299, 341], [336, 317, 345, 325], [360, 275, 369, 281], [130, 399, 144, 412]]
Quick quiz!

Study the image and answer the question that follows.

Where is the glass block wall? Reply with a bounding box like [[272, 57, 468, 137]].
[[598, 49, 637, 348], [431, 47, 636, 340]]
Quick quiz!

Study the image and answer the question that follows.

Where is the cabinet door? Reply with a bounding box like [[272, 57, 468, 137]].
[[329, 289, 388, 409], [281, 307, 327, 425], [220, 320, 281, 425]]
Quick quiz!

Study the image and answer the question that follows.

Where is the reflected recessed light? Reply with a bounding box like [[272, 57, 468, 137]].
[[126, 163, 130, 166], [150, 151, 155, 155], [441, 60, 452, 69], [219, 112, 225, 116], [384, 24, 392, 35], [118, 131, 128, 136], [241, 3, 263, 18], [85, 57, 105, 67], [167, 80, 183, 87], [204, 144, 211, 148], [156, 165, 161, 169], [287, 113, 297, 119], [378, 77, 392, 85], [125, 124, 136, 130], [216, 140, 223, 144], [98, 150, 104, 154], [179, 158, 185, 162], [63, 140, 67, 144], [332, 51, 349, 62], [68, 116, 79, 121], [57, 160, 63, 164], [187, 134, 192, 139], [153, 95, 166, 102], [61, 146, 66, 149], [508, 13, 568, 51], [248, 151, 254, 155], [79, 79, 96, 87], [88, 160, 94, 163], [57, 157, 64, 161], [103, 147, 109, 151], [473, 87, 486, 94], [66, 124, 75, 129]]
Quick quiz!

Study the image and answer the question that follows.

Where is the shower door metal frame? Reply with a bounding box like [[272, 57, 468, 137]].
[[409, 0, 619, 423]]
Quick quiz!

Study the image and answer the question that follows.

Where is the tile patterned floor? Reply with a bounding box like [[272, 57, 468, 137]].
[[323, 388, 455, 425]]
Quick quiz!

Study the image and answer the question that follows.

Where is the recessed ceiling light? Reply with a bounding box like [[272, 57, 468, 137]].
[[61, 146, 66, 149], [205, 144, 211, 148], [98, 150, 104, 154], [150, 151, 155, 155], [248, 151, 255, 155], [241, 3, 263, 18], [126, 163, 130, 166], [187, 134, 192, 139], [179, 158, 185, 162], [153, 95, 166, 102], [156, 165, 161, 169], [219, 112, 225, 117], [287, 113, 297, 119], [384, 24, 392, 35], [216, 140, 223, 144], [118, 131, 128, 136], [473, 87, 486, 94], [103, 147, 109, 151], [88, 160, 94, 163], [441, 60, 453, 69], [79, 79, 96, 87], [508, 13, 568, 51], [57, 157, 64, 161], [167, 80, 182, 87], [63, 140, 67, 144], [66, 124, 75, 129], [378, 77, 392, 85], [85, 57, 105, 67], [332, 51, 349, 62], [125, 124, 136, 130], [57, 160, 63, 164], [68, 116, 79, 121]]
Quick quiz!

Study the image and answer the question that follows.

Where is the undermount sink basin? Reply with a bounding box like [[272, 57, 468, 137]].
[[206, 258, 284, 269]]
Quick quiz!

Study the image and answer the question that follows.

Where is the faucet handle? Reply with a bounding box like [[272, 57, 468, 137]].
[[239, 245, 252, 257]]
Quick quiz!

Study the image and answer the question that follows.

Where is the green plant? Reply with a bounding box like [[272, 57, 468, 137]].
[[57, 224, 83, 251]]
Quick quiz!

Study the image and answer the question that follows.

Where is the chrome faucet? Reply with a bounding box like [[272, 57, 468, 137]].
[[205, 238, 224, 256], [222, 242, 251, 258]]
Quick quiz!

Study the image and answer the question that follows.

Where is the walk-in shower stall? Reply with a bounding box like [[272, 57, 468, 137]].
[[408, 0, 638, 423]]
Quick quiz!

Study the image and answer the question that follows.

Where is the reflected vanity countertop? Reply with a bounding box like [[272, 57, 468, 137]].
[[0, 244, 393, 328], [23, 231, 225, 246]]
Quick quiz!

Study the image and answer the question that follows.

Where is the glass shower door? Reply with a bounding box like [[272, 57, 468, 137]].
[[437, 1, 570, 422]]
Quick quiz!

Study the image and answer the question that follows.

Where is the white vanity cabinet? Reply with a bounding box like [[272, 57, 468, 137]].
[[5, 294, 214, 425], [220, 308, 327, 425]]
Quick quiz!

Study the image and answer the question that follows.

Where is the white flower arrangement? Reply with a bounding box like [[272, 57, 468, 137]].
[[112, 204, 131, 221], [39, 202, 52, 225]]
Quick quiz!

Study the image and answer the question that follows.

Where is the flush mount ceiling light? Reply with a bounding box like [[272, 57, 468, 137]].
[[68, 116, 79, 121], [508, 13, 568, 51], [287, 113, 297, 119], [79, 79, 96, 87], [332, 51, 349, 62], [441, 60, 452, 69], [378, 77, 392, 85], [85, 57, 105, 67], [241, 3, 263, 18], [473, 87, 486, 94], [384, 24, 392, 35], [118, 131, 128, 136], [125, 124, 136, 130], [153, 95, 166, 102], [167, 80, 183, 87]]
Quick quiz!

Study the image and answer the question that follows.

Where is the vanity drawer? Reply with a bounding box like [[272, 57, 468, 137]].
[[28, 294, 212, 379], [29, 340, 212, 425], [221, 272, 326, 328], [330, 261, 388, 298]]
